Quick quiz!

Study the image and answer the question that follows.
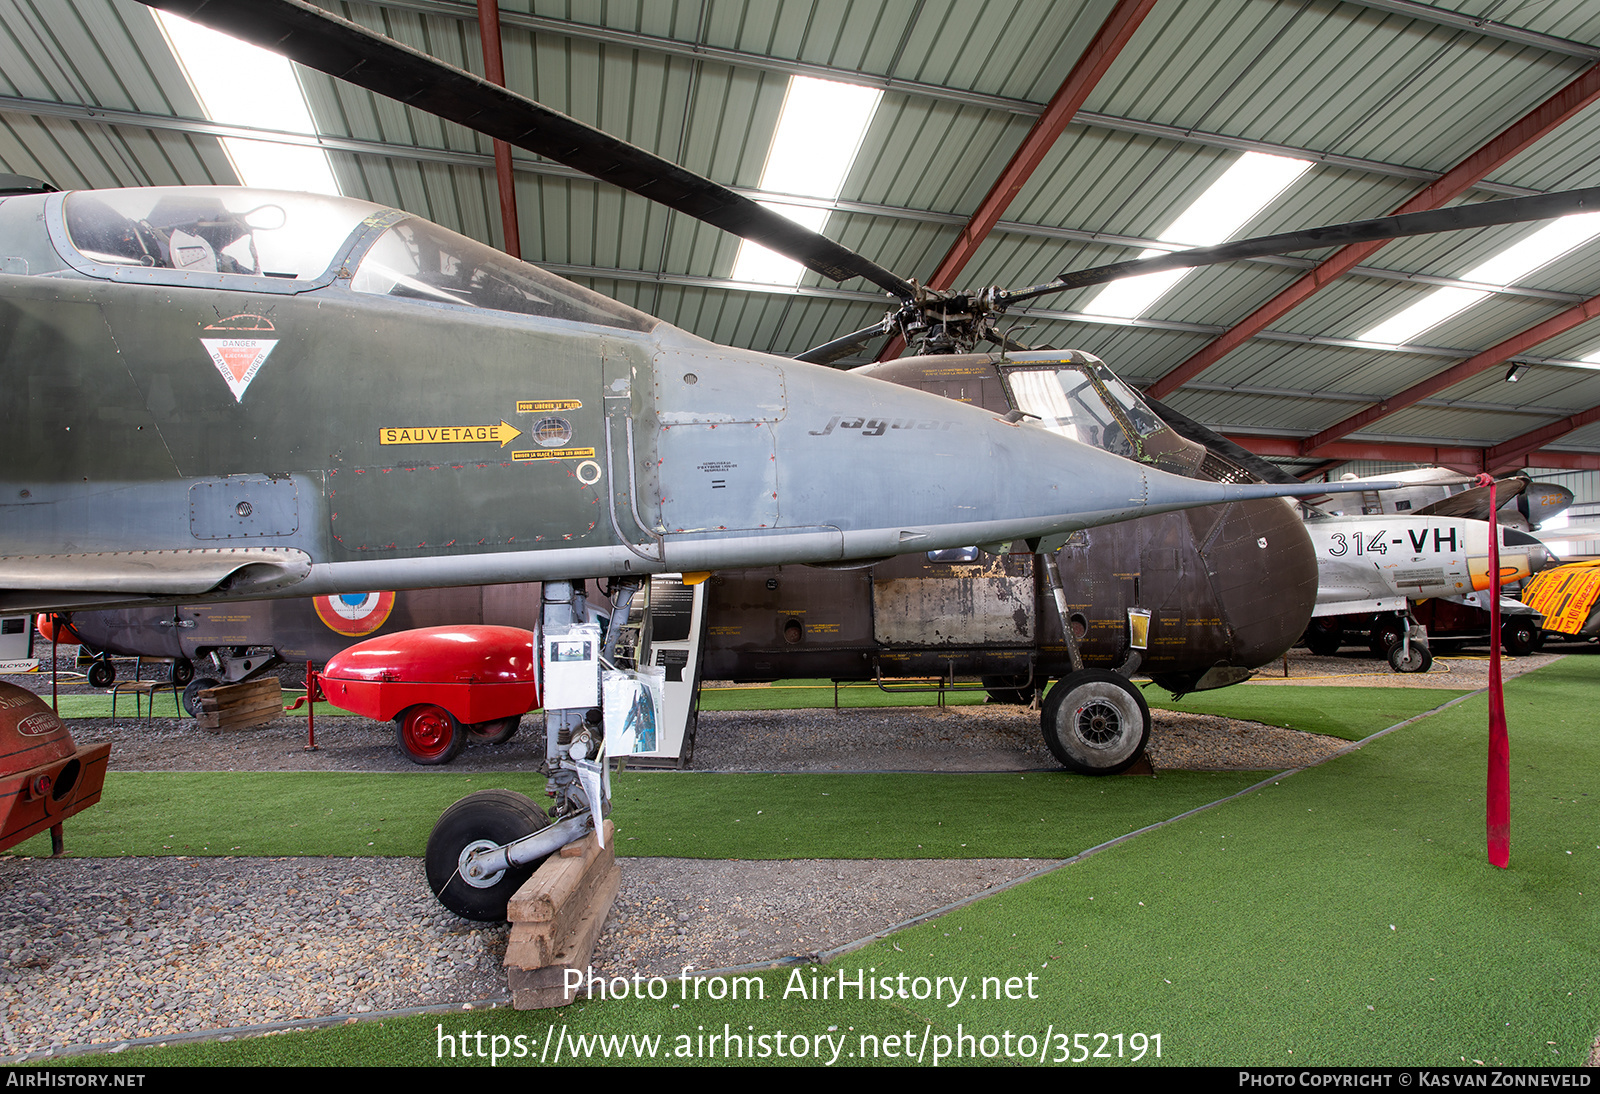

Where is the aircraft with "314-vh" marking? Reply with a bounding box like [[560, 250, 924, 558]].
[[4, 0, 1599, 917]]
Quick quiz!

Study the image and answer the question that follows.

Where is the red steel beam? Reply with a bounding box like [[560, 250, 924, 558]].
[[1226, 433, 1488, 472], [878, 0, 1158, 360], [1483, 404, 1600, 471], [1144, 61, 1600, 401], [1224, 431, 1600, 474], [478, 0, 522, 259], [1301, 291, 1600, 454]]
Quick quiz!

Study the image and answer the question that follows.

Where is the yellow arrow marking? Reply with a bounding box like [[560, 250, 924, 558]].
[[380, 421, 523, 448]]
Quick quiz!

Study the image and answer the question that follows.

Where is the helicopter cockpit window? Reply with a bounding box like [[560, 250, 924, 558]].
[[62, 189, 370, 280], [352, 218, 653, 331], [1002, 363, 1165, 461]]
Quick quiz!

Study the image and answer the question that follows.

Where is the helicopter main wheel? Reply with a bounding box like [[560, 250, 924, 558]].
[[396, 704, 467, 765], [425, 789, 552, 921], [86, 659, 115, 688], [1040, 670, 1151, 776], [1502, 618, 1539, 656], [182, 676, 222, 717], [466, 715, 520, 746], [981, 675, 1035, 704], [1304, 620, 1343, 656], [1387, 641, 1433, 674], [170, 658, 194, 686]]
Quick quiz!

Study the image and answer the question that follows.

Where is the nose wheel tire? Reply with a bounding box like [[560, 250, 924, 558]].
[[1502, 619, 1539, 657], [396, 703, 466, 765], [465, 716, 521, 745], [1387, 642, 1433, 673], [86, 660, 115, 688], [1369, 620, 1405, 658], [425, 789, 552, 921], [181, 676, 222, 717], [1041, 669, 1151, 775]]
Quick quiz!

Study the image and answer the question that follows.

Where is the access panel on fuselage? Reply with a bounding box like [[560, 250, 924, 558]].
[[871, 551, 1035, 646], [653, 352, 785, 533]]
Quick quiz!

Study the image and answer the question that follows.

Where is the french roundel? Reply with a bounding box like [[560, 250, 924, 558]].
[[313, 591, 396, 637]]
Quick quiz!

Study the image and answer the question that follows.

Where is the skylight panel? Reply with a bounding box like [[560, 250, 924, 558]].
[[1081, 152, 1312, 319], [730, 77, 881, 286], [1360, 212, 1600, 346], [155, 10, 340, 196]]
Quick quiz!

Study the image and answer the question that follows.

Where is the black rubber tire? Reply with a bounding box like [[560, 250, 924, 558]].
[[1369, 620, 1405, 658], [182, 676, 222, 717], [1387, 641, 1433, 673], [982, 675, 1035, 704], [425, 790, 552, 921], [466, 716, 520, 745], [395, 703, 467, 765], [1040, 669, 1151, 775], [1304, 620, 1343, 657], [1502, 618, 1539, 657], [170, 658, 194, 686], [86, 660, 115, 688]]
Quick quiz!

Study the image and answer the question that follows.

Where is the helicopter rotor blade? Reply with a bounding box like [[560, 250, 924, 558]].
[[794, 321, 894, 365], [137, 0, 916, 303], [1004, 187, 1600, 305]]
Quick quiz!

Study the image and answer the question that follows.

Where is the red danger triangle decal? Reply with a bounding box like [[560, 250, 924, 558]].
[[201, 338, 279, 402]]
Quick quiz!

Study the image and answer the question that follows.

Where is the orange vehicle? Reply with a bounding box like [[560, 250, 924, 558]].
[[0, 682, 111, 854]]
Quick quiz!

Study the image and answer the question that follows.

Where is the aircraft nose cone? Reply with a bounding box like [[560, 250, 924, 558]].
[[1199, 499, 1319, 668]]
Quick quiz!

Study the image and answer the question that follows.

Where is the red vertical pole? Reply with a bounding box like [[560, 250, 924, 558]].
[[304, 661, 319, 752], [1478, 475, 1510, 868]]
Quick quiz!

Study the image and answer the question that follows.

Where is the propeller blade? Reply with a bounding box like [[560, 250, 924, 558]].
[[1005, 187, 1600, 304], [138, 0, 916, 303], [794, 321, 893, 365], [1413, 477, 1528, 521]]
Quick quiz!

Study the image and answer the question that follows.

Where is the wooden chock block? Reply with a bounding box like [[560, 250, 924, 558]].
[[194, 678, 282, 733], [504, 820, 622, 1010]]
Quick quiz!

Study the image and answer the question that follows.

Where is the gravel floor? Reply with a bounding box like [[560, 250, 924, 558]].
[[0, 644, 1551, 1059]]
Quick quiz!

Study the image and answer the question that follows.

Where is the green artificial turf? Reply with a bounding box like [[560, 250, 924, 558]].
[[37, 691, 359, 720], [5, 769, 1266, 861], [1148, 684, 1470, 740], [70, 657, 1600, 1068]]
